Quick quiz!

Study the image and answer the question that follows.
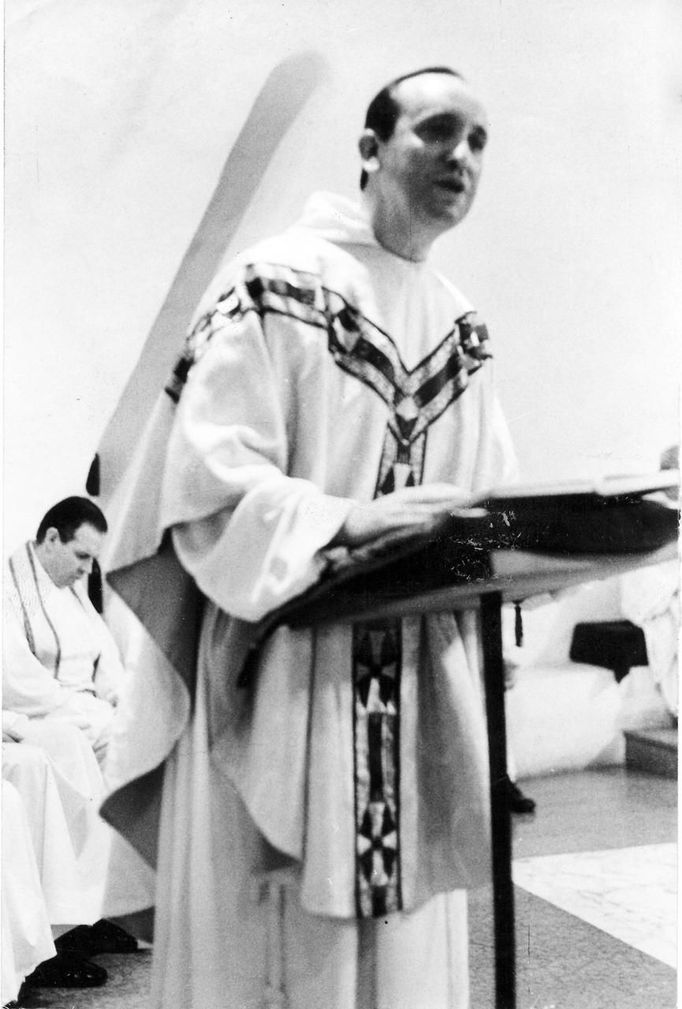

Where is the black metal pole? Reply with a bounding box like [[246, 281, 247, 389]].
[[480, 591, 516, 1009]]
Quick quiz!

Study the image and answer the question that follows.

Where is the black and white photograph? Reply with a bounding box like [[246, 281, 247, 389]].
[[3, 2, 680, 1008]]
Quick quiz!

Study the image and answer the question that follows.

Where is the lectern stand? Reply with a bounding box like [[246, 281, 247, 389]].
[[442, 544, 677, 1009], [480, 590, 515, 1009], [252, 478, 678, 1009]]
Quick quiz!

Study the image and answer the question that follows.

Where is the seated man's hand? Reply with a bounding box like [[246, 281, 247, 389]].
[[332, 484, 482, 549]]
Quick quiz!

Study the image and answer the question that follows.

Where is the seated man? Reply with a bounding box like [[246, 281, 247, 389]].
[[3, 496, 140, 989], [4, 496, 124, 762]]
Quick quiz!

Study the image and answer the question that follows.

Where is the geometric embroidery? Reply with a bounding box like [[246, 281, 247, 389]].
[[352, 621, 402, 917], [376, 428, 426, 497], [164, 262, 492, 410], [163, 261, 492, 919]]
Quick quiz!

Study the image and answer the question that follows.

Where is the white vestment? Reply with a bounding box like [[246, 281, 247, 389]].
[[2, 717, 110, 930], [1, 780, 56, 1006], [4, 541, 124, 758], [619, 560, 679, 716], [102, 193, 518, 1009]]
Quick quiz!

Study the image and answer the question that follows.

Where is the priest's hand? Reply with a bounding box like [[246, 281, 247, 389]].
[[331, 483, 482, 549]]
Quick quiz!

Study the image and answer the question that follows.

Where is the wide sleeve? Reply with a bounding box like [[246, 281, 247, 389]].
[[165, 306, 354, 622], [472, 366, 519, 492], [2, 592, 72, 718], [491, 389, 519, 485]]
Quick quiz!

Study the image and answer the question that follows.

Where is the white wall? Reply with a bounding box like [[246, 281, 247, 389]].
[[4, 0, 681, 552]]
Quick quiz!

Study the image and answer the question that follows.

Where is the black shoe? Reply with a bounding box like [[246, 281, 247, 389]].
[[56, 919, 138, 955], [506, 776, 537, 814], [24, 951, 107, 988]]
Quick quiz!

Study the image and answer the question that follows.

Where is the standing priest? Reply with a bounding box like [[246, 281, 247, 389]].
[[102, 66, 518, 1009]]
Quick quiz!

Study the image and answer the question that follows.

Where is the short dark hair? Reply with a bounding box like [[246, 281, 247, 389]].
[[36, 496, 108, 544], [359, 66, 463, 190]]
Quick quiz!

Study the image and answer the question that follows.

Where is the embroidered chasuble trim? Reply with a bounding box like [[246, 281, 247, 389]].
[[352, 620, 402, 917], [162, 261, 490, 918], [24, 544, 62, 677], [164, 262, 492, 405]]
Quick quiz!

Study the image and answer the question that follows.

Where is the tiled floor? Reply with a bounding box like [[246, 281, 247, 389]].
[[469, 767, 677, 1009], [14, 767, 678, 1009], [512, 843, 676, 968]]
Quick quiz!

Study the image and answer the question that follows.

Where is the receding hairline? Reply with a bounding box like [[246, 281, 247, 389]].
[[363, 67, 464, 124], [387, 66, 465, 99], [389, 68, 482, 116]]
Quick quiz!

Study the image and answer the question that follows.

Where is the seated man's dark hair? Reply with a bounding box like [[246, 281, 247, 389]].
[[359, 66, 463, 190], [36, 496, 108, 544]]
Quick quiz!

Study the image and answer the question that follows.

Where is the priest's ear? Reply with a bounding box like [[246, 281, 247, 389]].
[[358, 130, 380, 189]]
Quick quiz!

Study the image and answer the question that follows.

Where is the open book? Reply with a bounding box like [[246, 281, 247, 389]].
[[475, 470, 679, 506]]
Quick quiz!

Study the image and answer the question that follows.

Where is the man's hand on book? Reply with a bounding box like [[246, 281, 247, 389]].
[[331, 484, 482, 549]]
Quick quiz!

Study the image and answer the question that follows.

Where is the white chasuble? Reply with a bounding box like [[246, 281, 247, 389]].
[[102, 192, 518, 1008]]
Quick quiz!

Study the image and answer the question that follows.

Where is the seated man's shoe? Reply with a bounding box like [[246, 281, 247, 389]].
[[25, 952, 107, 988], [91, 918, 139, 952], [56, 918, 138, 955], [505, 776, 537, 815]]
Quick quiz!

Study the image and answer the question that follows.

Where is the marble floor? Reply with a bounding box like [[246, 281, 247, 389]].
[[512, 842, 677, 969], [470, 767, 677, 1009], [13, 766, 678, 1009]]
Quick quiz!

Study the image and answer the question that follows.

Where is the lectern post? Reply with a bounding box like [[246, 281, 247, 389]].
[[481, 591, 516, 1009]]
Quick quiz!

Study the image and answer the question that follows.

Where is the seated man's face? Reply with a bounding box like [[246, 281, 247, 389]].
[[42, 522, 104, 588]]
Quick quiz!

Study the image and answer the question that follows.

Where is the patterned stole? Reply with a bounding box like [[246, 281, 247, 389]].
[[8, 543, 62, 676]]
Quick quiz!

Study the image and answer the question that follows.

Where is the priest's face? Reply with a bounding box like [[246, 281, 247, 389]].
[[374, 73, 488, 232], [41, 522, 104, 588]]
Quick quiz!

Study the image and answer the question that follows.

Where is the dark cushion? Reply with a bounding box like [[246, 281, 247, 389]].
[[570, 620, 648, 682]]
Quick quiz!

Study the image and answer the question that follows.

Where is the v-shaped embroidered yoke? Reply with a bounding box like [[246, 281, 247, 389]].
[[105, 194, 518, 921]]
